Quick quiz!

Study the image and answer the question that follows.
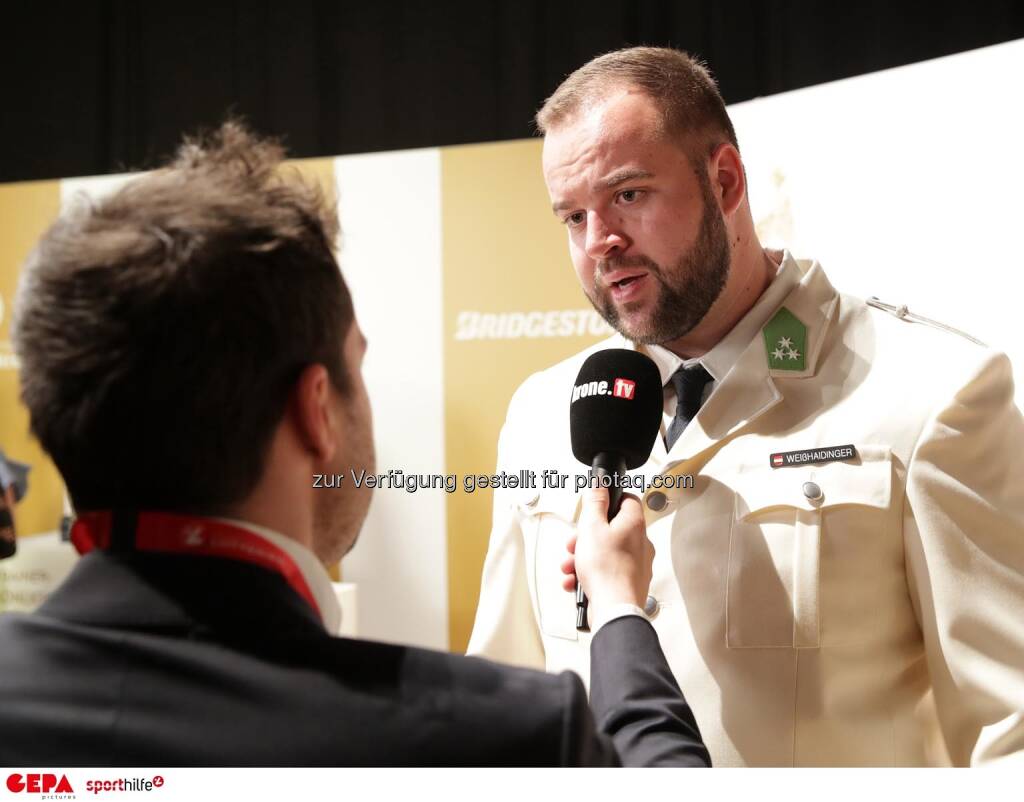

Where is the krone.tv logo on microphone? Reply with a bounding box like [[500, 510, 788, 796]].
[[571, 377, 636, 403], [611, 378, 636, 399]]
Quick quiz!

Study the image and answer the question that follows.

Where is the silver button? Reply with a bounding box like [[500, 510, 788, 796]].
[[802, 481, 823, 501], [644, 595, 659, 617], [646, 491, 667, 511]]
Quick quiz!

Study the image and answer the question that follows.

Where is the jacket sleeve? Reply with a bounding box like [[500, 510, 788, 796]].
[[568, 616, 710, 767], [466, 383, 545, 669], [903, 350, 1024, 765]]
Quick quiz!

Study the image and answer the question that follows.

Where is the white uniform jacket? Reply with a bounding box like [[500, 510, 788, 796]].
[[467, 254, 1024, 766]]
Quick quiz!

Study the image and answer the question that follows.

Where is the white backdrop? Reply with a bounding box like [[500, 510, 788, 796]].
[[733, 38, 1024, 403]]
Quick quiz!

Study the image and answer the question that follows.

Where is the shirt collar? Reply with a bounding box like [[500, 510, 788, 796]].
[[215, 517, 342, 635], [643, 249, 801, 386]]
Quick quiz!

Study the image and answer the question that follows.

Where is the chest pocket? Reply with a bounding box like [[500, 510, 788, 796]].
[[520, 489, 581, 642], [726, 446, 893, 649]]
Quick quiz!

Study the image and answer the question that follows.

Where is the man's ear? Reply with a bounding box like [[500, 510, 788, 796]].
[[709, 142, 746, 218], [288, 364, 339, 463]]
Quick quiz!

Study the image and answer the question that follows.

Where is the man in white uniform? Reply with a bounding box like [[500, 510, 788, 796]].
[[468, 46, 1024, 766]]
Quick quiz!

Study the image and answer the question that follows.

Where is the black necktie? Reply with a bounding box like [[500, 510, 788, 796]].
[[665, 364, 713, 451]]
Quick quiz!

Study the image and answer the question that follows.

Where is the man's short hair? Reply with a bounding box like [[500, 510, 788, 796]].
[[13, 121, 353, 514], [536, 46, 738, 164]]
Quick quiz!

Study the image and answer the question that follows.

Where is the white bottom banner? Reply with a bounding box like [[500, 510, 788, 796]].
[[0, 767, 1006, 802]]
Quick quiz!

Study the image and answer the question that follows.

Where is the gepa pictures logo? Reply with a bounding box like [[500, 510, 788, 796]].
[[6, 773, 75, 797], [571, 377, 636, 403]]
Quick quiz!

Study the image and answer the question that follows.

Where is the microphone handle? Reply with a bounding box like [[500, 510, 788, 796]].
[[0, 490, 15, 561], [576, 453, 628, 631]]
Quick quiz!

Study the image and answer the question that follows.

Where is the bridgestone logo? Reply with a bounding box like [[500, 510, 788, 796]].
[[455, 309, 612, 341], [572, 377, 636, 403]]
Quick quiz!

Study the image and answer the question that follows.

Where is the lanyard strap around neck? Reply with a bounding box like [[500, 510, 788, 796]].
[[70, 510, 321, 620]]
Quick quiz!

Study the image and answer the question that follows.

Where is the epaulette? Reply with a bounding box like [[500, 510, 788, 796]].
[[865, 297, 986, 347]]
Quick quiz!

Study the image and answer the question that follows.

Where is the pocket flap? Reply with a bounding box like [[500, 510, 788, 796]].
[[517, 486, 580, 523], [735, 445, 892, 519]]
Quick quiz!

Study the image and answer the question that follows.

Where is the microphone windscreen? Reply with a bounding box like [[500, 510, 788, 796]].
[[570, 349, 663, 469]]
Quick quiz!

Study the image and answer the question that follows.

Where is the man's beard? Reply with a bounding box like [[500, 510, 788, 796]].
[[312, 406, 375, 565], [586, 178, 730, 345]]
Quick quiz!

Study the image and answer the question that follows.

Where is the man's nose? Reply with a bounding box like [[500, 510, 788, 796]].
[[584, 210, 629, 261]]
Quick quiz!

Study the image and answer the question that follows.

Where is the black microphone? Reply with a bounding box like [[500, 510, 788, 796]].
[[569, 349, 662, 631]]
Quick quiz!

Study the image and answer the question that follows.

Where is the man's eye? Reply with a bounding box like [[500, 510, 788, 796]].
[[565, 211, 586, 227], [618, 189, 642, 204]]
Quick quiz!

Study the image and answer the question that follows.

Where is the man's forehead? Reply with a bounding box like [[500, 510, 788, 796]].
[[547, 89, 662, 143], [545, 95, 666, 164], [542, 93, 670, 200]]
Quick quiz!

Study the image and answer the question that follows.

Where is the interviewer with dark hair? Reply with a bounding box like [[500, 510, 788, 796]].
[[0, 122, 709, 767]]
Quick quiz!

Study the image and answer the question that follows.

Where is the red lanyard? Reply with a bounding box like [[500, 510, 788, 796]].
[[70, 511, 321, 620]]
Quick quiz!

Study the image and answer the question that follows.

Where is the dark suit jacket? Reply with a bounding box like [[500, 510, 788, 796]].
[[0, 551, 709, 766]]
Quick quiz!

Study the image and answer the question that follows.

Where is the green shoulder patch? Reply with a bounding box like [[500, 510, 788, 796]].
[[762, 307, 807, 371]]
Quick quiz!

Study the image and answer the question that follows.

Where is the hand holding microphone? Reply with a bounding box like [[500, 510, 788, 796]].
[[0, 450, 29, 560], [560, 486, 653, 611], [0, 483, 16, 560], [568, 350, 662, 630]]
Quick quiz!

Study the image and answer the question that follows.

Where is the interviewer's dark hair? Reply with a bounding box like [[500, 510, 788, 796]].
[[13, 121, 353, 513]]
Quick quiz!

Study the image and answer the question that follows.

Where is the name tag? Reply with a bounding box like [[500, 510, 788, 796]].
[[770, 444, 858, 468]]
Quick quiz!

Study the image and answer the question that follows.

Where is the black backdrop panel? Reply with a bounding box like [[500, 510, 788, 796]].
[[2, 0, 1022, 182]]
